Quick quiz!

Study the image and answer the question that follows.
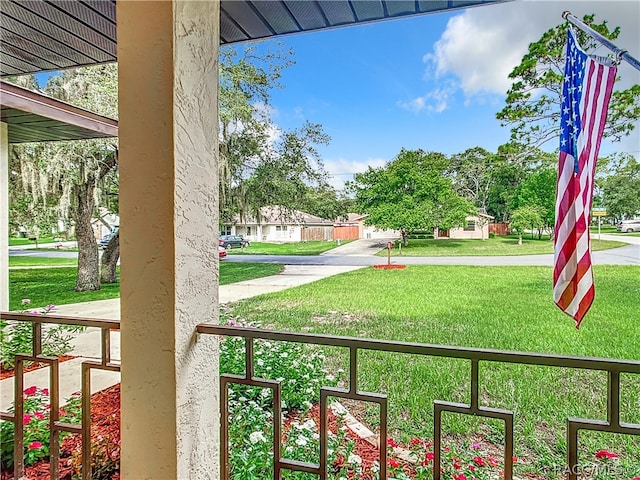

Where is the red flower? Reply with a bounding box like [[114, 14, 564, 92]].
[[387, 438, 399, 448], [473, 456, 486, 467], [23, 414, 31, 424], [425, 452, 435, 461], [28, 441, 42, 450], [410, 437, 422, 446], [34, 411, 45, 420], [387, 458, 399, 469], [453, 474, 467, 480], [594, 450, 618, 459], [23, 386, 38, 396], [41, 388, 49, 396], [487, 456, 499, 467]]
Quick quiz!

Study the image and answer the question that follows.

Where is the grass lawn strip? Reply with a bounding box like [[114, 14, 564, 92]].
[[227, 265, 640, 476], [226, 240, 347, 256], [381, 235, 626, 257], [9, 256, 77, 267], [8, 236, 60, 246], [8, 262, 283, 311]]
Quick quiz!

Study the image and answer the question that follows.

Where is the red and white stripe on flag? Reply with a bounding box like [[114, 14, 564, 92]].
[[553, 29, 617, 328]]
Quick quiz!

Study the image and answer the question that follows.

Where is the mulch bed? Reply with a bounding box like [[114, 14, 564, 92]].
[[1, 384, 120, 480], [4, 386, 552, 480], [285, 404, 382, 478]]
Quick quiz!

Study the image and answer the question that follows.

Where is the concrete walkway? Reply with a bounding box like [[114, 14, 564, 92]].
[[0, 265, 363, 410]]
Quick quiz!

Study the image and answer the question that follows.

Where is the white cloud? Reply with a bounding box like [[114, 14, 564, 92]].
[[425, 0, 640, 99], [322, 157, 388, 190], [399, 81, 457, 113]]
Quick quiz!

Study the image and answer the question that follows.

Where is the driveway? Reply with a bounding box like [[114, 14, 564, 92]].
[[319, 238, 396, 256]]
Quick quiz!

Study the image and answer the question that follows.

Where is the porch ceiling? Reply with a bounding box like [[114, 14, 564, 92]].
[[1, 80, 118, 143], [0, 0, 507, 77]]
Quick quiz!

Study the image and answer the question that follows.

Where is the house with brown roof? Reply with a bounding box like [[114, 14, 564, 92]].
[[223, 206, 335, 242]]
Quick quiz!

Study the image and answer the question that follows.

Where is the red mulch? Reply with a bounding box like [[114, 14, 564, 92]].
[[1, 384, 120, 480], [285, 404, 383, 478], [373, 264, 406, 270], [0, 357, 76, 381]]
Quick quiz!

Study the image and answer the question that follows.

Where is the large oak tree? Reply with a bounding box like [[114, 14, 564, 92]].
[[349, 149, 475, 245]]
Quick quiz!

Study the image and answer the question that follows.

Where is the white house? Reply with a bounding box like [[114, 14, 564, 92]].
[[223, 206, 334, 242], [344, 213, 400, 240], [435, 214, 494, 240]]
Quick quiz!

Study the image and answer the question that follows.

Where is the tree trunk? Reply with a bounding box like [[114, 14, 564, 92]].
[[73, 181, 100, 292], [100, 230, 120, 284], [518, 234, 523, 246]]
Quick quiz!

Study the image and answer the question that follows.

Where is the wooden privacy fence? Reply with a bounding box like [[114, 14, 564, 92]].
[[333, 225, 359, 241], [301, 225, 360, 241], [490, 222, 510, 236], [301, 226, 333, 241]]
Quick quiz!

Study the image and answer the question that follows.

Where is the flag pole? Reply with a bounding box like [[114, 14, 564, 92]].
[[563, 11, 640, 72]]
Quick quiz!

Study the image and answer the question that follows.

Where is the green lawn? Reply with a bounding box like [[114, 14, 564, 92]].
[[589, 225, 618, 234], [8, 262, 283, 310], [8, 236, 61, 246], [226, 240, 346, 256], [9, 256, 77, 267], [226, 265, 640, 477], [380, 235, 626, 256]]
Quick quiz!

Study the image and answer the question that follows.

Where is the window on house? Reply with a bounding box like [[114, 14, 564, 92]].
[[464, 221, 476, 231], [221, 226, 231, 235], [246, 227, 251, 235], [276, 225, 287, 231]]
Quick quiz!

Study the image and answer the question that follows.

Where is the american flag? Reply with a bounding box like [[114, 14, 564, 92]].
[[553, 29, 617, 328]]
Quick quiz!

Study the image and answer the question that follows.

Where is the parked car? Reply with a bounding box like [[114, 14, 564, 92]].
[[617, 219, 640, 233], [219, 235, 250, 249], [218, 245, 227, 259], [98, 231, 117, 249]]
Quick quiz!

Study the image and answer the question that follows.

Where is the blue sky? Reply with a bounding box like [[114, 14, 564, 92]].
[[246, 0, 640, 189]]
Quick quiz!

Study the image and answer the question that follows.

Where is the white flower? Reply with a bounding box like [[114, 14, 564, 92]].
[[347, 453, 362, 465], [260, 388, 270, 398], [257, 359, 264, 367], [325, 374, 335, 382], [280, 352, 289, 358], [301, 419, 316, 431], [249, 431, 267, 444], [295, 435, 308, 446]]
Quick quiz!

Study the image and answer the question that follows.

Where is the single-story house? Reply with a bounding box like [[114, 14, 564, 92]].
[[223, 206, 335, 242], [435, 214, 494, 240], [344, 213, 400, 240]]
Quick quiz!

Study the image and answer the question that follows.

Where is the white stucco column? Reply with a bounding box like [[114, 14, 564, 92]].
[[117, 1, 220, 478], [0, 123, 8, 311]]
